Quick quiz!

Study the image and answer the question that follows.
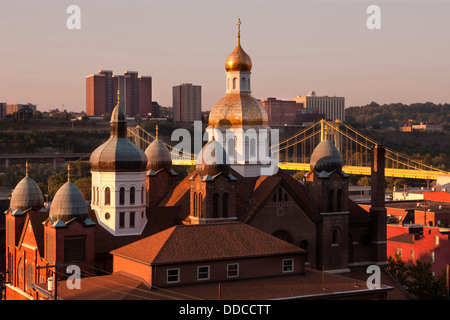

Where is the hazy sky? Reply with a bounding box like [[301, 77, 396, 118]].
[[1, 0, 449, 112]]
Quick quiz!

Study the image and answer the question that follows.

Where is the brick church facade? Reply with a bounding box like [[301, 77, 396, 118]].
[[3, 20, 390, 300]]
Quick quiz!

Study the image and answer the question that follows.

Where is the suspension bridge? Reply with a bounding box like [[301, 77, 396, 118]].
[[127, 120, 450, 181]]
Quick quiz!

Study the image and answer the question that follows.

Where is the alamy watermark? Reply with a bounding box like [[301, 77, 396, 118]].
[[366, 5, 381, 30], [170, 121, 280, 177], [66, 5, 81, 30]]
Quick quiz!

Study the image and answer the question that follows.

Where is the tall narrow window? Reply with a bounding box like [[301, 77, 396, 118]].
[[119, 212, 125, 229], [328, 189, 334, 212], [119, 187, 125, 205], [241, 77, 246, 89], [96, 187, 99, 205], [199, 194, 203, 218], [26, 264, 33, 288], [141, 186, 144, 204], [222, 193, 229, 218], [105, 187, 111, 206], [194, 193, 197, 217], [332, 229, 339, 245], [233, 77, 236, 89], [213, 193, 219, 218], [130, 212, 135, 228], [130, 187, 135, 205], [337, 189, 342, 212]]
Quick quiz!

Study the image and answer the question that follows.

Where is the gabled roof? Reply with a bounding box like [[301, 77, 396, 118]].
[[110, 222, 305, 265], [18, 210, 49, 256], [388, 233, 415, 244]]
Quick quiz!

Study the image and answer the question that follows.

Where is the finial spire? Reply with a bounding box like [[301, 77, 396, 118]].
[[67, 163, 71, 182], [237, 18, 241, 44], [156, 124, 159, 139], [25, 161, 29, 177], [117, 89, 120, 105]]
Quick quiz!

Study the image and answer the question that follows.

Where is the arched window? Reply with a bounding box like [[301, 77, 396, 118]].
[[96, 187, 99, 205], [130, 187, 135, 205], [193, 192, 197, 217], [92, 186, 96, 205], [222, 193, 229, 218], [213, 193, 219, 218], [105, 187, 111, 206], [278, 188, 283, 202], [199, 193, 203, 217], [232, 77, 236, 89], [119, 187, 125, 205], [332, 229, 339, 244], [328, 189, 334, 212], [141, 186, 144, 204], [241, 77, 246, 89], [337, 189, 342, 212]]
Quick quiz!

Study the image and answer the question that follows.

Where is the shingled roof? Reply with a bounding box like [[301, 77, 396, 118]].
[[110, 222, 305, 265]]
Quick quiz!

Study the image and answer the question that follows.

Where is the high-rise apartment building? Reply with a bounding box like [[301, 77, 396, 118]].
[[86, 70, 152, 117], [172, 83, 201, 122], [293, 91, 345, 122], [260, 97, 304, 125]]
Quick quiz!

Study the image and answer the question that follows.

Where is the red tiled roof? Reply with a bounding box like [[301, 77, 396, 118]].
[[388, 233, 415, 244], [110, 222, 305, 265]]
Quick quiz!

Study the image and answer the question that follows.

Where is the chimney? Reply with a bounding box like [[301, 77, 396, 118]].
[[370, 144, 387, 265]]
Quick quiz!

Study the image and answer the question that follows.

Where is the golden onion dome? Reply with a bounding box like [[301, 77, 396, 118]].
[[225, 18, 252, 72], [208, 93, 269, 127]]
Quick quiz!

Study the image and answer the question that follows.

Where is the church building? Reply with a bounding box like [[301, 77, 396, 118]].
[[3, 20, 390, 300]]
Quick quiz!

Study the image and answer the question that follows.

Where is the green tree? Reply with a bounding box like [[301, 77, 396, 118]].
[[405, 260, 447, 300], [47, 173, 66, 200], [386, 254, 409, 285], [74, 176, 92, 200]]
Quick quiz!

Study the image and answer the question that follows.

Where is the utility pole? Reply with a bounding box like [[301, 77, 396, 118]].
[[36, 263, 66, 300]]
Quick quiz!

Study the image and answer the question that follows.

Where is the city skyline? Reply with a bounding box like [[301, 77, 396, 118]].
[[1, 0, 449, 113]]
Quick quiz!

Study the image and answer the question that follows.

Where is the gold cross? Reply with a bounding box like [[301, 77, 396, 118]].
[[237, 18, 241, 40]]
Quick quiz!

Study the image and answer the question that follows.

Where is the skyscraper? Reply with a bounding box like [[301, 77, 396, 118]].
[[86, 70, 152, 117], [293, 91, 345, 122], [172, 83, 201, 122]]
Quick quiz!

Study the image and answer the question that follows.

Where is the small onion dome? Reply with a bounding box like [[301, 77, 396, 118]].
[[196, 138, 230, 177], [208, 93, 269, 127], [49, 181, 89, 223], [310, 139, 343, 173], [145, 138, 172, 172], [90, 103, 147, 172], [10, 176, 44, 211], [225, 41, 252, 72]]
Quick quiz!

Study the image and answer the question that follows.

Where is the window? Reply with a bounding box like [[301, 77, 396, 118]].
[[199, 194, 203, 218], [119, 187, 125, 205], [232, 77, 236, 89], [282, 259, 294, 273], [193, 192, 197, 217], [105, 187, 111, 206], [430, 250, 435, 262], [64, 236, 86, 262], [332, 229, 339, 245], [167, 268, 179, 283], [213, 193, 219, 218], [130, 187, 135, 205], [130, 212, 135, 228], [395, 247, 402, 257], [26, 264, 33, 288], [141, 186, 144, 204], [328, 189, 334, 212], [337, 189, 342, 211], [249, 138, 256, 157], [119, 212, 125, 229], [197, 266, 210, 281], [410, 250, 415, 260], [227, 263, 239, 278], [222, 193, 229, 218], [46, 232, 54, 263], [434, 235, 439, 245]]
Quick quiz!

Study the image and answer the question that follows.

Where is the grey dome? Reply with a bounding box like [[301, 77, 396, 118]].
[[90, 104, 147, 172], [196, 138, 230, 176], [310, 139, 343, 173], [49, 181, 89, 223], [10, 176, 44, 211], [145, 138, 172, 171]]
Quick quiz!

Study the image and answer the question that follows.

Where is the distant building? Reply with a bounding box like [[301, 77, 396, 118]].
[[6, 103, 36, 119], [0, 103, 6, 119], [151, 102, 161, 118], [387, 224, 450, 277], [259, 98, 303, 125], [86, 70, 152, 117], [172, 83, 201, 123], [296, 110, 326, 126], [293, 91, 345, 122], [399, 119, 444, 132]]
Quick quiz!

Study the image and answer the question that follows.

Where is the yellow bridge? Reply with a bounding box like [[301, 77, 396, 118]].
[[127, 120, 450, 181]]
